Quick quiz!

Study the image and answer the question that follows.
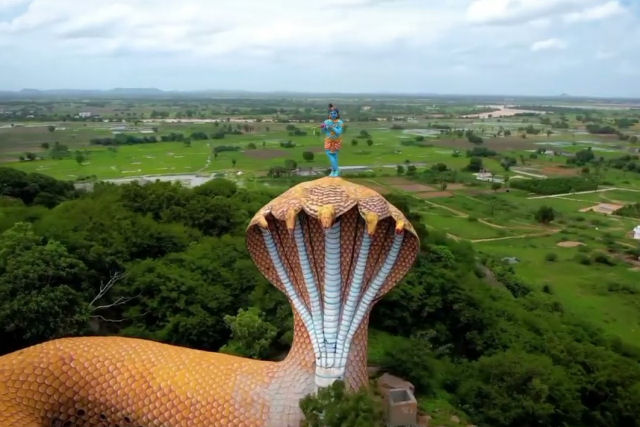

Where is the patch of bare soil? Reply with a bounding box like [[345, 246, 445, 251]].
[[348, 178, 389, 194], [557, 241, 585, 247], [541, 165, 580, 176], [435, 137, 538, 153], [445, 183, 467, 190], [382, 177, 416, 185], [579, 203, 624, 215], [391, 183, 437, 192], [416, 191, 453, 199], [245, 149, 288, 159]]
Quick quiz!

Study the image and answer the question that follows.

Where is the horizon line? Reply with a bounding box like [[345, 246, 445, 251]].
[[1, 88, 640, 101]]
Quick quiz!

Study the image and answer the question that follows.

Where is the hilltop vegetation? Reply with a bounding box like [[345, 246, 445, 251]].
[[0, 173, 638, 426]]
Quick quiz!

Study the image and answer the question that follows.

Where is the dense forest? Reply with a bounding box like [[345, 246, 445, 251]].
[[0, 167, 638, 426]]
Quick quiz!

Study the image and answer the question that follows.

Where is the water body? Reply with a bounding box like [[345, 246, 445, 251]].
[[535, 141, 619, 152], [74, 173, 220, 191], [402, 129, 441, 137]]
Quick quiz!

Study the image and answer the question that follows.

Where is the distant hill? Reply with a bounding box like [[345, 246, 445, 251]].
[[108, 88, 164, 95], [0, 89, 638, 104]]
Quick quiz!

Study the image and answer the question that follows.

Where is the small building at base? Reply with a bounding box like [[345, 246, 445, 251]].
[[634, 225, 640, 240]]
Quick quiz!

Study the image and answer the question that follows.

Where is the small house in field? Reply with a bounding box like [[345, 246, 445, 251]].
[[634, 225, 640, 240]]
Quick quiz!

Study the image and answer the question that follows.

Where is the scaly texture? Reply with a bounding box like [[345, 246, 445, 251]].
[[0, 177, 419, 427]]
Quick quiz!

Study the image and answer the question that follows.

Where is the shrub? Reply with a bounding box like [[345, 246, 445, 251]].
[[464, 157, 483, 172], [213, 145, 240, 154], [576, 254, 592, 265], [535, 206, 555, 224], [545, 253, 558, 262], [299, 381, 384, 427], [431, 163, 448, 172], [284, 159, 298, 170], [511, 177, 598, 195], [466, 147, 496, 157], [614, 203, 640, 218], [593, 252, 615, 266], [220, 308, 277, 359], [280, 140, 296, 148], [190, 131, 209, 140]]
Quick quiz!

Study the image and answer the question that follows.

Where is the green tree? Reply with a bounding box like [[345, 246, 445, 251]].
[[284, 159, 298, 171], [75, 151, 86, 165], [193, 179, 238, 198], [396, 165, 405, 175], [47, 125, 55, 133], [464, 157, 483, 172], [381, 339, 440, 395], [534, 206, 555, 224], [220, 307, 277, 359], [457, 351, 581, 427], [0, 223, 89, 353], [122, 235, 262, 350], [268, 166, 287, 178], [299, 381, 384, 427], [302, 151, 315, 162], [500, 157, 516, 171], [0, 167, 75, 206]]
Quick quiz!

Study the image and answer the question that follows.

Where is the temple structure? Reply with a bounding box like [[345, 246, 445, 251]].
[[0, 177, 419, 427]]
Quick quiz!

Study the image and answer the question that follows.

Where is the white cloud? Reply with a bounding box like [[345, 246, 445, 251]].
[[564, 1, 624, 23], [0, 0, 452, 59], [0, 0, 638, 96], [466, 0, 594, 24], [0, 0, 29, 9], [531, 38, 567, 51]]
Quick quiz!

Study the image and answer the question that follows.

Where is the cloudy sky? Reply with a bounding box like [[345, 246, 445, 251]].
[[1, 0, 639, 96]]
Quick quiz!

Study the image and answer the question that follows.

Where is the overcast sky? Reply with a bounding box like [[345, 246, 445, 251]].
[[1, 0, 639, 97]]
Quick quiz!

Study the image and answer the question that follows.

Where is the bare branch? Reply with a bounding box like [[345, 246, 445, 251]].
[[91, 295, 138, 311], [88, 271, 126, 308], [90, 315, 128, 323], [90, 311, 149, 323]]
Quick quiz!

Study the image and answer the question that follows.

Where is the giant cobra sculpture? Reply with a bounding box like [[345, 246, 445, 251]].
[[0, 177, 419, 427]]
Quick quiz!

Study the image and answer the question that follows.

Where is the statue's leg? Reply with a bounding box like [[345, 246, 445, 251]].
[[326, 149, 339, 176]]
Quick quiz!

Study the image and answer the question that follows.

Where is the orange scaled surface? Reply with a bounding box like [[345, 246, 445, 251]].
[[0, 336, 276, 426]]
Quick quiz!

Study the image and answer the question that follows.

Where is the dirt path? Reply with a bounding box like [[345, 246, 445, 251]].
[[471, 229, 560, 243], [511, 168, 547, 179], [423, 199, 524, 230], [422, 199, 467, 217], [527, 187, 640, 200]]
